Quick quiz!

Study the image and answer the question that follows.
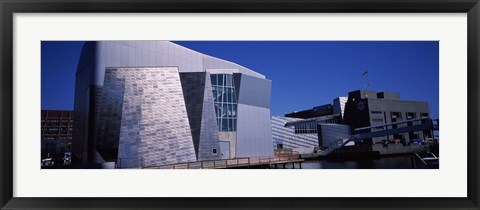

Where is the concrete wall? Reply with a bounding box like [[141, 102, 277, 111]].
[[343, 90, 430, 145], [367, 98, 429, 143]]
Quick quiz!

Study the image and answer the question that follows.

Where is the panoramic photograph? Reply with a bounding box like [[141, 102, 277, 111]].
[[41, 41, 439, 169]]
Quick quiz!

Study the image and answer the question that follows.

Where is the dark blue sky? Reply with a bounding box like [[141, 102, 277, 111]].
[[41, 41, 439, 118]]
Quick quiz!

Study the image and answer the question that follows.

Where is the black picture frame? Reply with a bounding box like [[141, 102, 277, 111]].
[[1, 0, 479, 209]]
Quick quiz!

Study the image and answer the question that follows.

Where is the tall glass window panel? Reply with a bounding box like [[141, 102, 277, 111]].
[[227, 104, 232, 116], [218, 74, 223, 86], [211, 74, 217, 85], [212, 86, 217, 101], [230, 119, 234, 132], [222, 119, 228, 132], [218, 87, 223, 103], [214, 104, 220, 116], [226, 74, 232, 86], [231, 88, 237, 103], [222, 104, 228, 118], [226, 87, 231, 102], [232, 104, 237, 117], [222, 87, 228, 103], [211, 73, 238, 132]]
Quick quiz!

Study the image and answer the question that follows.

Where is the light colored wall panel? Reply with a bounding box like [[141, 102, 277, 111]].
[[219, 141, 230, 159], [236, 74, 271, 109], [236, 104, 274, 157]]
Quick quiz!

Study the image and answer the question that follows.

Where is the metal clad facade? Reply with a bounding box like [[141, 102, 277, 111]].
[[235, 74, 271, 109], [179, 72, 221, 161], [235, 74, 274, 157], [236, 104, 274, 157], [110, 67, 197, 168], [271, 116, 318, 148], [73, 41, 274, 166]]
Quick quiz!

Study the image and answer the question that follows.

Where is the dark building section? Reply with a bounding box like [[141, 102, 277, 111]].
[[180, 72, 206, 159], [317, 124, 352, 147], [343, 90, 430, 144], [285, 104, 334, 119], [180, 72, 221, 161], [41, 110, 73, 167], [285, 97, 347, 122], [91, 71, 124, 163], [72, 42, 96, 165]]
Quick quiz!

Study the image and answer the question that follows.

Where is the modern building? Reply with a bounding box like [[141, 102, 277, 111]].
[[285, 97, 347, 122], [72, 41, 273, 168], [284, 97, 348, 148], [284, 90, 432, 148], [342, 90, 431, 144], [271, 116, 318, 149], [41, 110, 73, 166]]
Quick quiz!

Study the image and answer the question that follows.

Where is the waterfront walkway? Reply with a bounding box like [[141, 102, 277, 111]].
[[141, 155, 303, 169]]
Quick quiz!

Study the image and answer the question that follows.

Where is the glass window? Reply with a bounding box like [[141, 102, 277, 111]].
[[211, 74, 217, 85], [222, 119, 228, 131], [222, 104, 228, 118], [226, 74, 232, 86], [218, 88, 223, 103], [218, 74, 223, 86], [222, 87, 228, 103], [229, 104, 234, 116], [226, 88, 231, 102], [228, 119, 233, 132], [213, 86, 217, 100], [231, 89, 237, 103], [210, 73, 238, 132], [214, 104, 219, 116], [232, 104, 237, 117]]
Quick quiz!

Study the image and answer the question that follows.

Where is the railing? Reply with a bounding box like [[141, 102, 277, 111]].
[[139, 154, 301, 169], [319, 138, 352, 156]]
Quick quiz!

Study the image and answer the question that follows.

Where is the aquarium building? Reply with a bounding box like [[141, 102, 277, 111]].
[[72, 41, 273, 168]]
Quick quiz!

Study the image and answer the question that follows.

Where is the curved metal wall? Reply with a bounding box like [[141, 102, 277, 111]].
[[73, 41, 273, 165]]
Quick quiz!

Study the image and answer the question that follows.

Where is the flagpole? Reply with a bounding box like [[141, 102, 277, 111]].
[[361, 70, 370, 90]]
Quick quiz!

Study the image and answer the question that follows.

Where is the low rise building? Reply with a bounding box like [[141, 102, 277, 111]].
[[283, 90, 433, 150]]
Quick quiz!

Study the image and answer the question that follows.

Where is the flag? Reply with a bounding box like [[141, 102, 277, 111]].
[[361, 71, 368, 76]]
